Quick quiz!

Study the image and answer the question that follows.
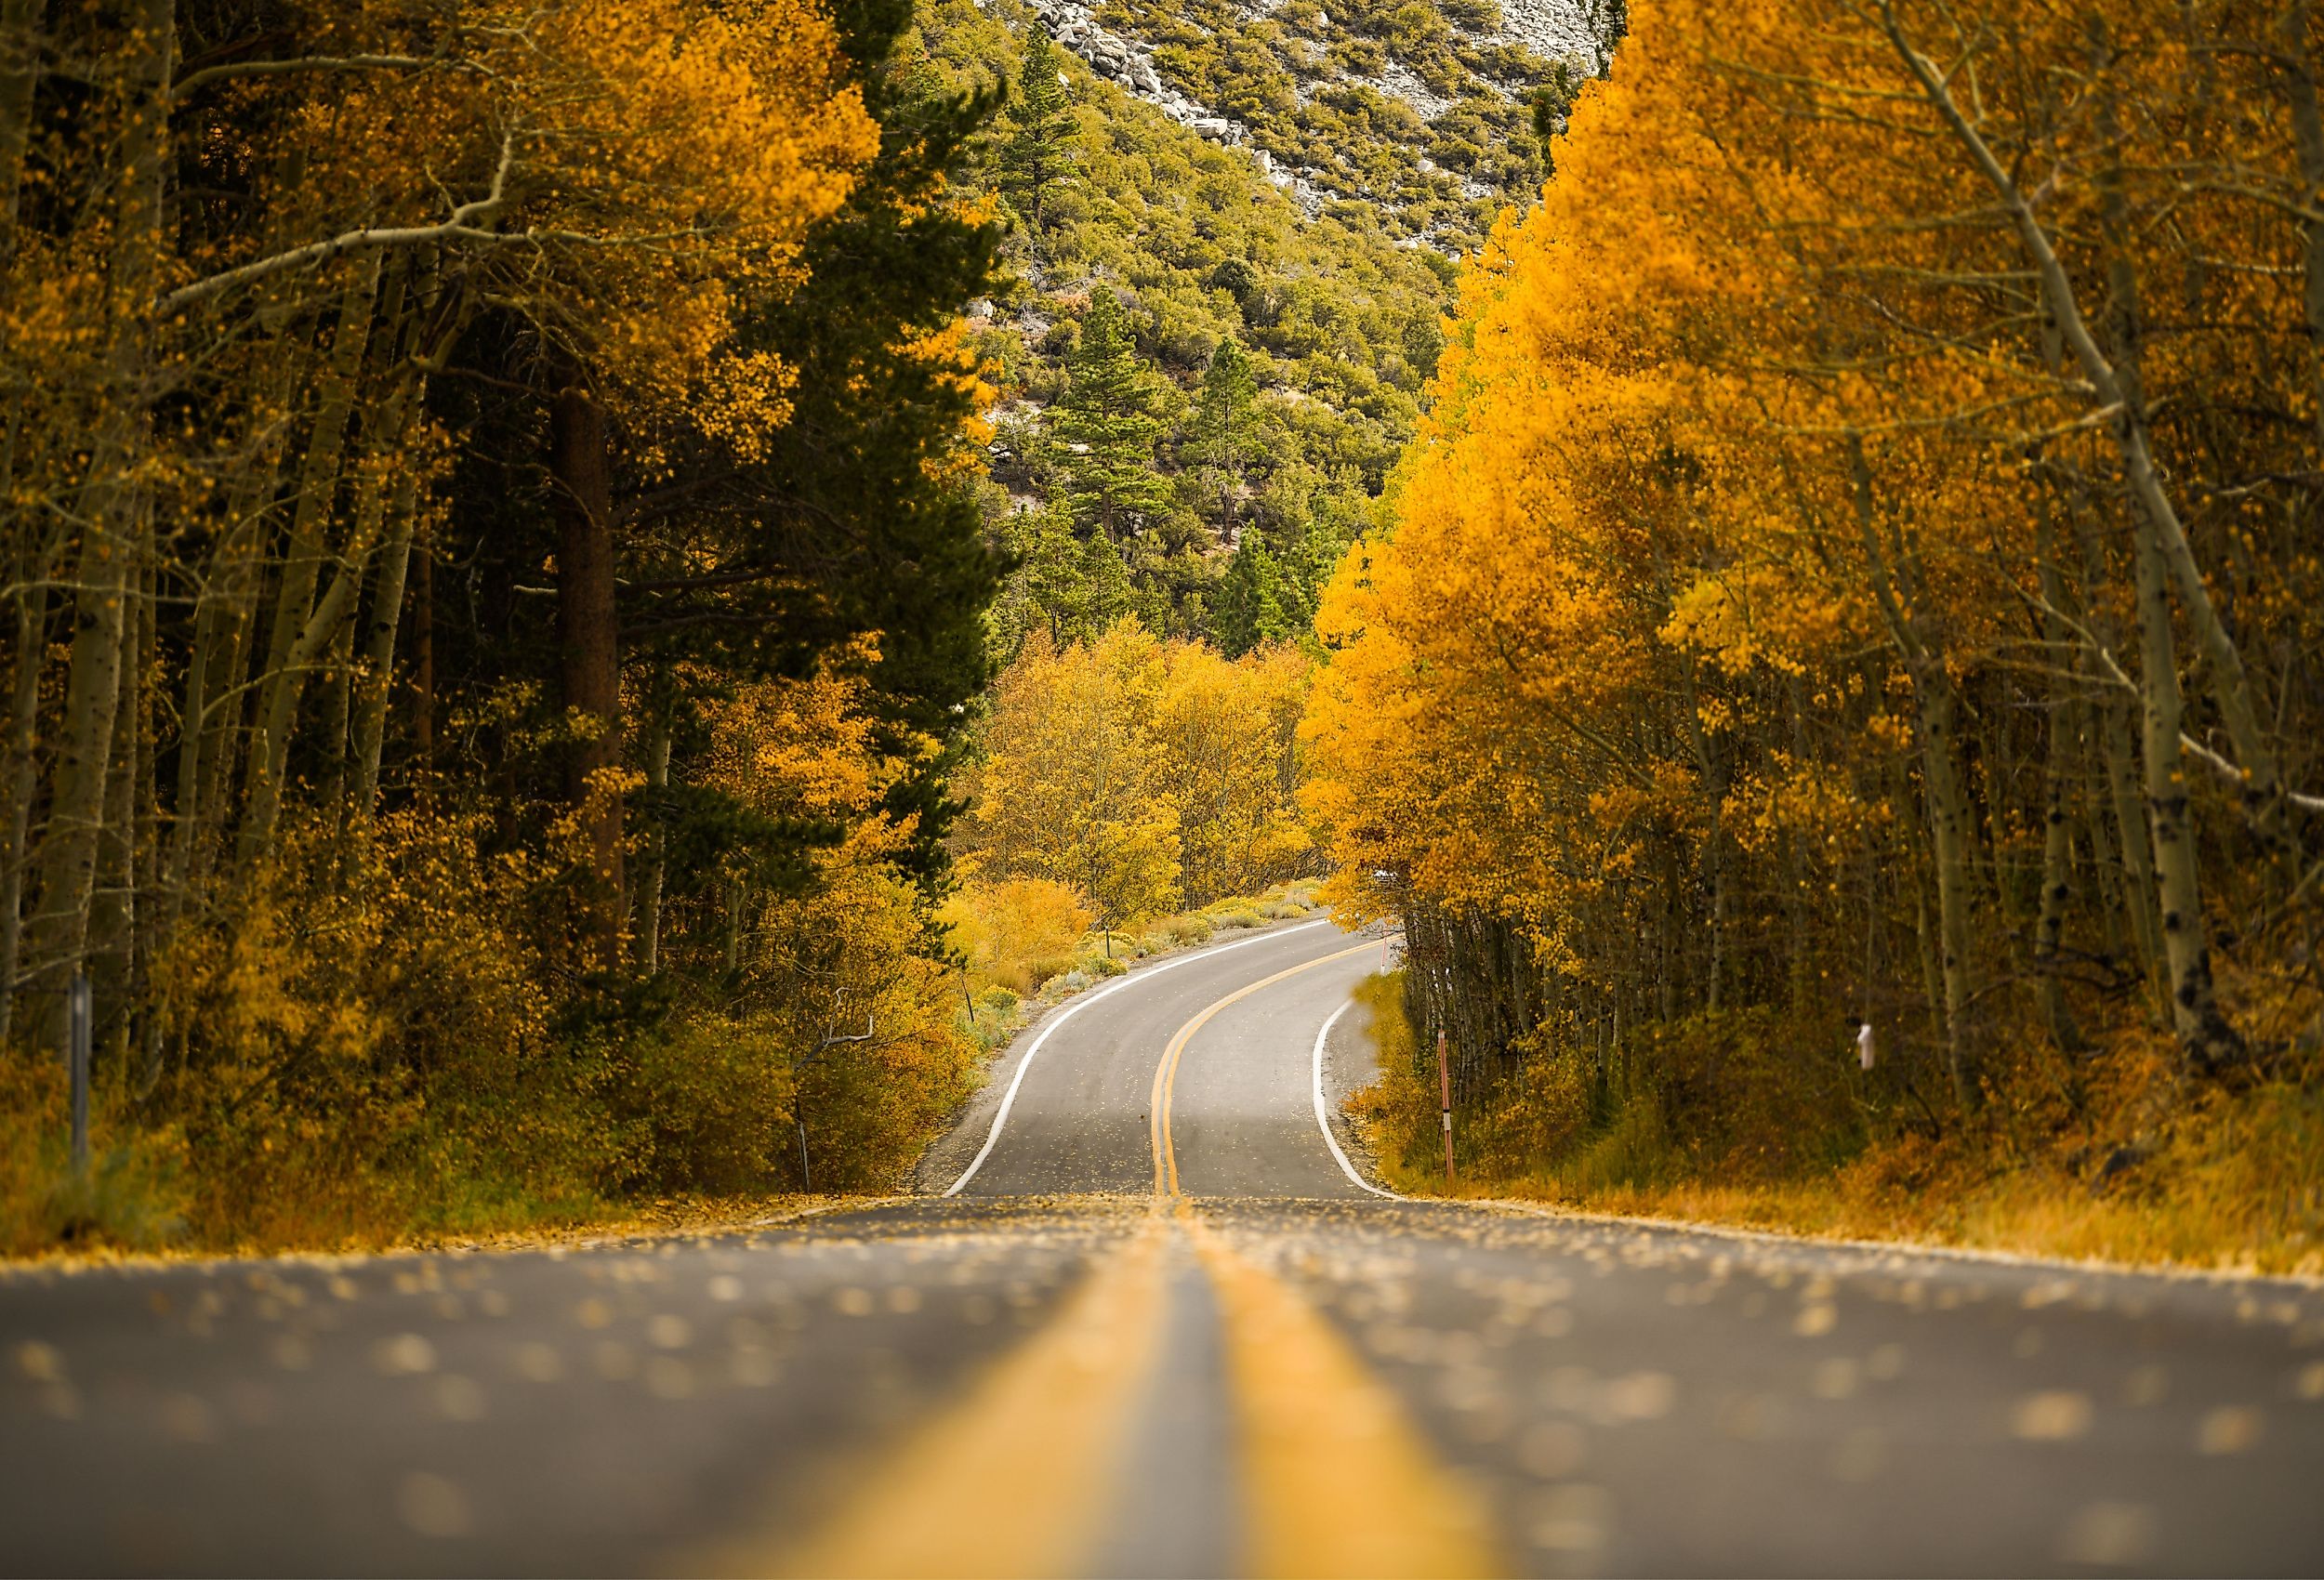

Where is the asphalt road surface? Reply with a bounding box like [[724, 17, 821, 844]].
[[4, 916, 2322, 1576]]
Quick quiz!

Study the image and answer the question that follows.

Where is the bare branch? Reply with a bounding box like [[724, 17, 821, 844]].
[[157, 130, 518, 313], [171, 54, 443, 99]]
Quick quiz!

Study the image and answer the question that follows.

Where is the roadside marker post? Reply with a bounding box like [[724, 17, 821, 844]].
[[67, 970, 91, 1175], [1436, 1029, 1455, 1187]]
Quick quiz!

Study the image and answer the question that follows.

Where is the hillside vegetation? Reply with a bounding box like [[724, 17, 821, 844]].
[[911, 0, 1484, 646]]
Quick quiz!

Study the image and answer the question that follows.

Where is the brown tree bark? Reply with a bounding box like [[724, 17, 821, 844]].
[[0, 584, 46, 1047], [551, 380, 624, 968]]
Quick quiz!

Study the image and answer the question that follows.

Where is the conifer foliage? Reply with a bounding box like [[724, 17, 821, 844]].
[[1000, 27, 1079, 235], [1052, 286, 1175, 541]]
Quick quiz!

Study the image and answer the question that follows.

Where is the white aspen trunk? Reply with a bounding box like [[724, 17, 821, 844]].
[[1850, 436, 1978, 1109], [1891, 14, 2295, 869], [236, 259, 381, 866], [2032, 527, 2085, 1052], [314, 600, 355, 817], [87, 555, 142, 1055], [22, 0, 172, 1051], [2133, 525, 2242, 1071], [1915, 681, 1980, 1112], [2073, 513, 2168, 1007], [331, 257, 424, 832], [186, 356, 305, 894], [2275, 0, 2324, 452], [638, 696, 673, 977], [346, 466, 420, 823]]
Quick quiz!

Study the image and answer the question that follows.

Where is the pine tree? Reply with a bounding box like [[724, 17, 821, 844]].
[[1212, 532, 1300, 657], [1000, 29, 1078, 238], [1053, 287, 1172, 541], [1187, 337, 1263, 544]]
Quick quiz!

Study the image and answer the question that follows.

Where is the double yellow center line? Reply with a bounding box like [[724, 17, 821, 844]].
[[1146, 941, 1383, 1197], [725, 935, 1505, 1578]]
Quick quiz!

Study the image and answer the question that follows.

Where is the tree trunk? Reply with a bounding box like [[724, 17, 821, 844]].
[[0, 584, 46, 1047], [2275, 0, 2324, 453], [1914, 679, 1980, 1111], [314, 596, 355, 819], [410, 518, 433, 793], [87, 556, 142, 1056], [1849, 436, 1978, 1110], [551, 381, 624, 968], [0, 0, 43, 253], [2032, 521, 2086, 1052], [237, 258, 381, 867], [347, 466, 420, 823], [638, 680, 673, 977], [2133, 524, 2241, 1073], [22, 0, 172, 1051], [1896, 13, 2294, 872], [345, 255, 445, 825]]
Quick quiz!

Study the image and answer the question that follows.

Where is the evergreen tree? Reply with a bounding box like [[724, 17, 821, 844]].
[[1212, 532, 1301, 657], [620, 0, 1011, 890], [1053, 287, 1172, 541], [1000, 29, 1078, 237], [1187, 337, 1263, 544], [993, 503, 1146, 652]]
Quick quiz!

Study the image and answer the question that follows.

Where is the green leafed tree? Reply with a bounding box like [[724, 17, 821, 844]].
[[1186, 337, 1264, 543], [1000, 28, 1078, 239], [1053, 287, 1172, 541], [1212, 532, 1303, 657]]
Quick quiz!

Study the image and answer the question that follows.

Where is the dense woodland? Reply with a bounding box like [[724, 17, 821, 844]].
[[8, 0, 2318, 1266], [1309, 0, 2324, 1260], [0, 0, 1391, 1250], [0, 0, 1021, 1244]]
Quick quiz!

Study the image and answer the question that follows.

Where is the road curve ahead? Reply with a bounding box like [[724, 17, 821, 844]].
[[4, 916, 2323, 1577]]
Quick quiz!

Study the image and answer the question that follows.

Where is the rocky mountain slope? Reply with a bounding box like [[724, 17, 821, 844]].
[[1017, 0, 1619, 249], [906, 0, 1621, 648]]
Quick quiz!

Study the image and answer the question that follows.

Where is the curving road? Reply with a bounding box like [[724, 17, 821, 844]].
[[3, 916, 2322, 1576]]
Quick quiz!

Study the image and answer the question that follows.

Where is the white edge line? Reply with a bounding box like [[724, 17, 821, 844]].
[[942, 918, 1335, 1197], [1313, 999, 1400, 1200]]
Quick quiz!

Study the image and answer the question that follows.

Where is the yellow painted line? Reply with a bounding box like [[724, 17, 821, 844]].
[[1149, 941, 1382, 1197], [702, 1217, 1172, 1578], [1189, 1213, 1508, 1579]]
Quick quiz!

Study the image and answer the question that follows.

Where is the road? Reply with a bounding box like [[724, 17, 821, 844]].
[[3, 916, 2321, 1576]]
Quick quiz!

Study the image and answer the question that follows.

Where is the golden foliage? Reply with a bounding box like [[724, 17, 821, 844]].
[[956, 622, 1316, 925], [1311, 0, 2324, 1254]]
